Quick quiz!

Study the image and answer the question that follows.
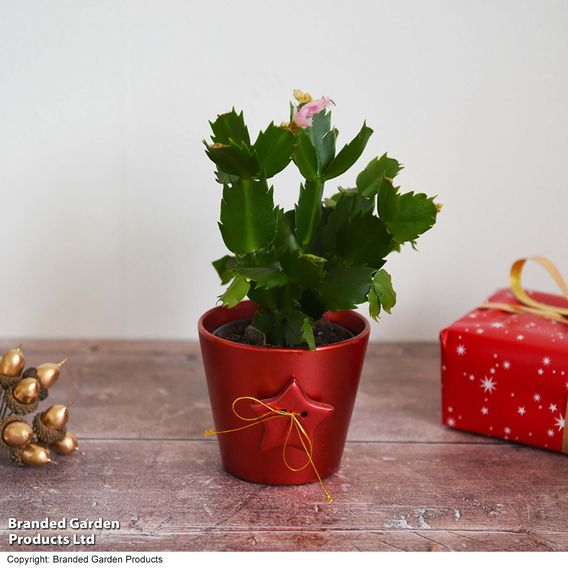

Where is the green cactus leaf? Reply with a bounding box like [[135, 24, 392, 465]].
[[323, 123, 373, 180], [280, 252, 327, 288], [356, 153, 403, 198], [275, 209, 300, 253], [379, 182, 438, 243], [310, 110, 336, 171], [336, 213, 392, 268], [219, 179, 277, 254], [295, 180, 324, 248], [218, 275, 250, 308], [371, 269, 396, 314], [318, 264, 374, 311], [237, 266, 289, 289], [212, 255, 236, 284], [301, 317, 316, 351], [254, 123, 295, 178], [293, 130, 319, 182], [209, 109, 250, 146], [205, 140, 260, 178], [368, 286, 381, 320]]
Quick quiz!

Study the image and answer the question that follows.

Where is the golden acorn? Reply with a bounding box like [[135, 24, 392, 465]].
[[12, 378, 40, 405], [2, 421, 34, 448], [0, 345, 25, 377], [21, 443, 56, 467], [36, 358, 67, 390], [41, 404, 69, 430], [51, 431, 82, 456]]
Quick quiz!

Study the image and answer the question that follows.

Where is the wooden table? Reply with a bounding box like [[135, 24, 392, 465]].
[[0, 340, 566, 552]]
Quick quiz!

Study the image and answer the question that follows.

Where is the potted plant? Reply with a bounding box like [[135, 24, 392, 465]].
[[199, 90, 439, 500]]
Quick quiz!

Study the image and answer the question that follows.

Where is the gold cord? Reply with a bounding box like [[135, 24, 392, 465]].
[[205, 395, 333, 503]]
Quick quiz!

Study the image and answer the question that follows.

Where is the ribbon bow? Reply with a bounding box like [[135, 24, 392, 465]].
[[205, 396, 333, 503], [482, 256, 568, 453], [482, 256, 568, 323]]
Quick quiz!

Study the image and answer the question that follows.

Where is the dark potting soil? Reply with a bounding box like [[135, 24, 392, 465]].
[[214, 318, 354, 348]]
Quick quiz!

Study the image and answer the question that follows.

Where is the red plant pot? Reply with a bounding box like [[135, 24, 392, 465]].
[[198, 301, 370, 485]]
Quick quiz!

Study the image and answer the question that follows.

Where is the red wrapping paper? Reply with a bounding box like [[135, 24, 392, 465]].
[[440, 288, 568, 453]]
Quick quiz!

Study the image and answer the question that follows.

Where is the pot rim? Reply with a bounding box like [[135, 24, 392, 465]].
[[198, 300, 371, 354]]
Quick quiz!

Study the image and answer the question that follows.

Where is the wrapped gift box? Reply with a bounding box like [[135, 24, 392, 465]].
[[440, 287, 568, 453]]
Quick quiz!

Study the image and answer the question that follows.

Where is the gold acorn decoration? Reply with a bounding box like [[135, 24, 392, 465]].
[[2, 420, 34, 448], [21, 442, 56, 467], [36, 359, 68, 391], [0, 346, 81, 468], [0, 345, 25, 377], [12, 378, 40, 405], [41, 404, 70, 430], [51, 431, 83, 456]]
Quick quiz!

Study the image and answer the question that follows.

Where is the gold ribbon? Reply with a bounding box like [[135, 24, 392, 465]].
[[480, 256, 568, 452], [205, 396, 333, 503]]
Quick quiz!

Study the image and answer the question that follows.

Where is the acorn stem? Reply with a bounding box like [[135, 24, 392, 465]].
[[58, 357, 68, 367]]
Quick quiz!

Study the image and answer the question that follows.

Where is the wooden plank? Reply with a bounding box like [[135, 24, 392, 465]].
[[1, 530, 565, 552], [0, 340, 480, 444], [1, 440, 566, 551]]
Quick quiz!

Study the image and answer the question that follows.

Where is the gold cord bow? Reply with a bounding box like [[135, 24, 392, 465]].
[[481, 256, 568, 452], [205, 396, 333, 503]]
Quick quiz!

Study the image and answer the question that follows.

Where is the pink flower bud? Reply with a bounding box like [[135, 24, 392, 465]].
[[292, 97, 334, 128]]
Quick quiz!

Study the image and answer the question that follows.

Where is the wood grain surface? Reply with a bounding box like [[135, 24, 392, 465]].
[[0, 340, 566, 552]]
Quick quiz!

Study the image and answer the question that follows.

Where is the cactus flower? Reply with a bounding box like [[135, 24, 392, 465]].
[[293, 89, 313, 104], [292, 96, 334, 128]]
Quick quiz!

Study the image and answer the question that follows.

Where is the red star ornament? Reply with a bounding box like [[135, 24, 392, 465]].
[[250, 379, 334, 452]]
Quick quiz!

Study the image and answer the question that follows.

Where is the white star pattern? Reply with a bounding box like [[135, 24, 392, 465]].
[[447, 417, 456, 427], [456, 344, 466, 356], [549, 404, 557, 412], [469, 374, 475, 381], [490, 368, 496, 374], [517, 335, 525, 341], [517, 406, 526, 416], [543, 356, 551, 366], [447, 406, 454, 413], [533, 393, 541, 402], [537, 368, 544, 376], [476, 329, 484, 334], [504, 426, 511, 435], [490, 322, 504, 328], [547, 429, 555, 438], [555, 415, 565, 431], [481, 407, 489, 415], [481, 377, 497, 393], [503, 360, 511, 370]]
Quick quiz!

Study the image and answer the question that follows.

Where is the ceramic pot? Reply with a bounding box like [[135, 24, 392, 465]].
[[198, 301, 370, 485]]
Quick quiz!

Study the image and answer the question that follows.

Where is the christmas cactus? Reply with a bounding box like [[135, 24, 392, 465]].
[[205, 90, 439, 350]]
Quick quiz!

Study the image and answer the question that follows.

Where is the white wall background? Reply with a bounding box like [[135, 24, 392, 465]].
[[0, 0, 567, 341]]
